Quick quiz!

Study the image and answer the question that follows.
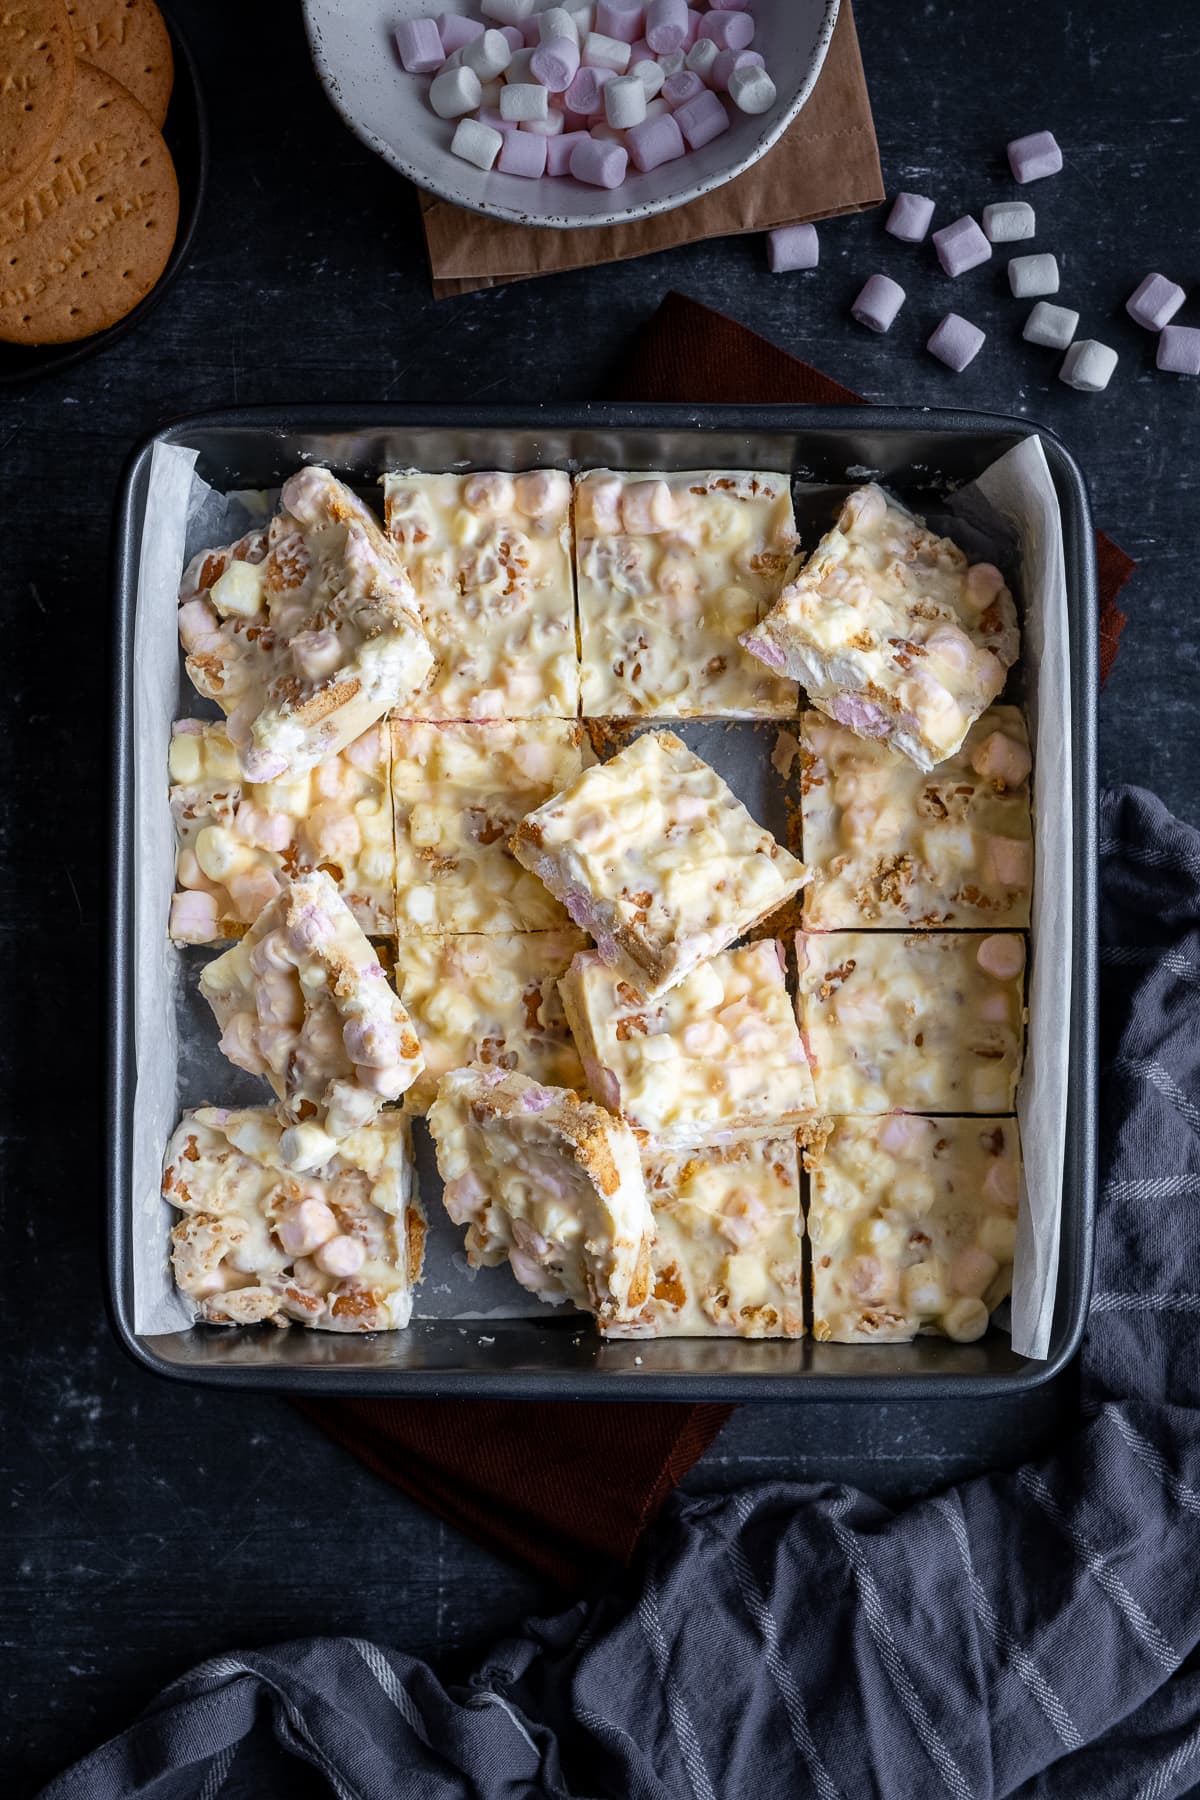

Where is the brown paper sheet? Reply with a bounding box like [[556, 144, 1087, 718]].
[[420, 2, 883, 299]]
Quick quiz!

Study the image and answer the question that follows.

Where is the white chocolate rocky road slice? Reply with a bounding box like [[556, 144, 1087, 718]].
[[574, 469, 799, 717], [391, 719, 590, 936], [394, 928, 586, 1115], [512, 730, 808, 1001], [800, 706, 1033, 929], [796, 930, 1026, 1114], [741, 484, 1020, 771], [162, 1106, 424, 1331], [806, 1114, 1021, 1343], [605, 1138, 810, 1339], [168, 720, 395, 943], [382, 469, 578, 719], [427, 1066, 653, 1323], [560, 940, 817, 1149], [199, 870, 423, 1165], [179, 467, 432, 784]]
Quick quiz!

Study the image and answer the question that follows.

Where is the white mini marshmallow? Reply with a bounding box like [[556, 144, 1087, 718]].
[[560, 0, 595, 31], [481, 0, 535, 20], [656, 49, 684, 74], [429, 63, 483, 118], [477, 78, 503, 107], [539, 6, 581, 44], [1008, 252, 1059, 298], [451, 115, 505, 170], [728, 62, 776, 114], [522, 108, 566, 134], [685, 36, 720, 77], [630, 57, 664, 96], [506, 45, 537, 79], [463, 27, 514, 80], [582, 29, 632, 71], [501, 80, 551, 120], [982, 201, 1035, 243], [605, 72, 647, 126], [643, 95, 669, 118], [1023, 301, 1079, 350], [1059, 339, 1118, 392]]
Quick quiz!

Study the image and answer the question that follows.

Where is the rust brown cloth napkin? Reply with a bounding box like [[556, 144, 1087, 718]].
[[421, 1, 883, 298], [298, 296, 1136, 1598]]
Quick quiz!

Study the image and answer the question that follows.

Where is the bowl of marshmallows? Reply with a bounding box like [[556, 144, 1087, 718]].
[[304, 0, 840, 228]]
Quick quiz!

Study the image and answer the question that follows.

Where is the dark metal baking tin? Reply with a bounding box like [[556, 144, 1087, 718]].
[[108, 403, 1097, 1400]]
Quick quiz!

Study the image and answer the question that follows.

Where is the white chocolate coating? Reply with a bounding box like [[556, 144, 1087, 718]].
[[393, 928, 587, 1114], [741, 485, 1020, 770], [391, 719, 590, 935], [807, 1114, 1021, 1343], [796, 930, 1026, 1114], [575, 469, 798, 717], [162, 1106, 423, 1331], [560, 940, 816, 1148], [605, 1138, 807, 1338], [199, 870, 423, 1155], [382, 469, 578, 719], [427, 1066, 653, 1322], [168, 719, 394, 942], [179, 469, 432, 783], [800, 705, 1033, 929], [512, 729, 808, 999]]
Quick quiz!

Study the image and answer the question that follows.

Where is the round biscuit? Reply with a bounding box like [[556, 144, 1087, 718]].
[[0, 0, 75, 206], [65, 0, 172, 127], [0, 61, 178, 344]]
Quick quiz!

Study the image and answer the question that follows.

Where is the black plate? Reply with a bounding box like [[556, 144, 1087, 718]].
[[0, 6, 207, 387], [108, 403, 1097, 1400]]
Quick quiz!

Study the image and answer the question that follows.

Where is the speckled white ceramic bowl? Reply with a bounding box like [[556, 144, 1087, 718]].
[[303, 0, 839, 230]]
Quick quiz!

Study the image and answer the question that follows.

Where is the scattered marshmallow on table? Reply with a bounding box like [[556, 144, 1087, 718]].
[[451, 114, 504, 169], [767, 223, 818, 273], [498, 126, 548, 174], [604, 72, 647, 126], [396, 18, 445, 73], [626, 109, 684, 169], [500, 80, 550, 120], [1059, 339, 1117, 391], [885, 191, 934, 242], [1007, 129, 1062, 183], [928, 313, 986, 372], [674, 86, 730, 147], [728, 62, 775, 114], [852, 273, 905, 333], [530, 31, 580, 88], [1007, 252, 1059, 298], [699, 9, 754, 49], [645, 0, 688, 54], [982, 200, 1035, 243], [570, 133, 628, 185], [932, 214, 991, 277], [1127, 273, 1186, 331], [430, 63, 483, 118], [583, 29, 632, 70], [1023, 301, 1078, 350], [1156, 325, 1200, 376]]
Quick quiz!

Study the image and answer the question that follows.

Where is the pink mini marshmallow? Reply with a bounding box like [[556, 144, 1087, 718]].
[[708, 0, 750, 7], [315, 1234, 367, 1278], [1157, 324, 1200, 376], [708, 46, 762, 90], [699, 9, 753, 49], [477, 105, 517, 133], [628, 36, 652, 60], [1007, 129, 1062, 184], [569, 133, 628, 186], [169, 890, 219, 943], [976, 935, 1025, 981], [498, 129, 549, 176], [625, 110, 685, 170], [545, 128, 591, 173], [596, 0, 645, 42], [661, 68, 704, 108], [971, 728, 1031, 788], [521, 16, 542, 46], [439, 14, 485, 54], [564, 64, 614, 113], [885, 191, 935, 243], [621, 479, 674, 531], [767, 223, 818, 273], [984, 835, 1033, 889], [673, 86, 729, 148], [645, 0, 688, 54], [932, 215, 991, 277], [395, 17, 444, 73], [683, 9, 701, 48], [499, 24, 525, 50], [852, 272, 906, 333], [927, 312, 986, 371], [532, 34, 581, 89], [1127, 273, 1185, 332]]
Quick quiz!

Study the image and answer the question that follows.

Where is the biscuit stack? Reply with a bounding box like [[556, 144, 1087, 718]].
[[0, 0, 178, 344]]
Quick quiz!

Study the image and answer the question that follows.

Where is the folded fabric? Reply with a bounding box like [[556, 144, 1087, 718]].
[[43, 784, 1200, 1799]]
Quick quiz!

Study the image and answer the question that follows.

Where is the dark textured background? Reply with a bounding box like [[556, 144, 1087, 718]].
[[3, 1, 1198, 1790]]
